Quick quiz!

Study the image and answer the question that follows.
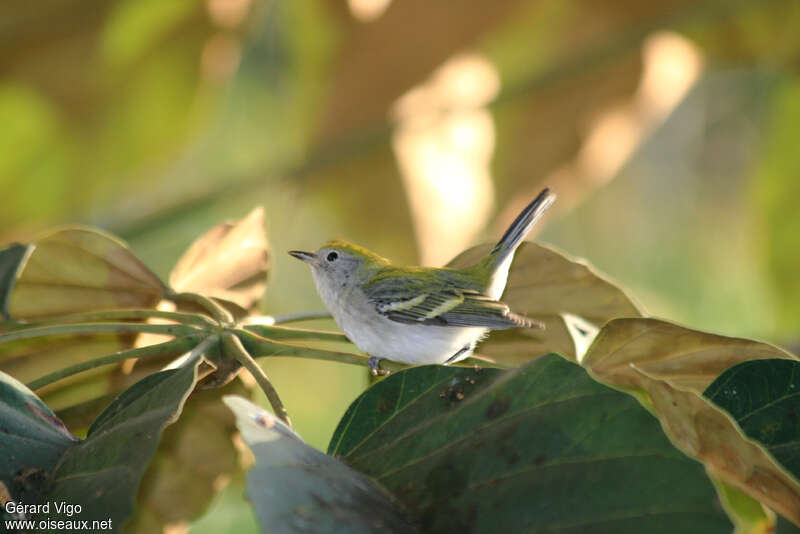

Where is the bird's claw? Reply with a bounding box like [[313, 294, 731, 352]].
[[368, 356, 389, 377]]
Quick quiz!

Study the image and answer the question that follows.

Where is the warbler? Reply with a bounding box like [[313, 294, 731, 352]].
[[290, 188, 555, 375]]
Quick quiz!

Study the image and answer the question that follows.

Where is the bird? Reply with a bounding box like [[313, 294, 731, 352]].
[[289, 187, 555, 375]]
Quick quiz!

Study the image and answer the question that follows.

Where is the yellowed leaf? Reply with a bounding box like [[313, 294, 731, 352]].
[[631, 367, 800, 526], [583, 318, 800, 527], [448, 241, 642, 362], [169, 208, 269, 311], [8, 228, 164, 319], [583, 318, 796, 394]]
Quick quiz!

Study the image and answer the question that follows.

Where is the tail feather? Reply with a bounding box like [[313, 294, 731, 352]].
[[487, 188, 555, 271]]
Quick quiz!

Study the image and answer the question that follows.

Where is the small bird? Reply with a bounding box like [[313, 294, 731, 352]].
[[289, 188, 555, 375]]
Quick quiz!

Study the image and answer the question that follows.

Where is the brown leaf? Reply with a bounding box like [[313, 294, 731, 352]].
[[8, 228, 165, 319], [583, 318, 797, 393], [448, 241, 642, 363], [169, 208, 269, 311], [583, 318, 800, 526], [631, 367, 800, 526], [1, 228, 165, 417]]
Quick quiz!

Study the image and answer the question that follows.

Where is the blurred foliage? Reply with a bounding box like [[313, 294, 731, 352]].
[[3, 0, 800, 530]]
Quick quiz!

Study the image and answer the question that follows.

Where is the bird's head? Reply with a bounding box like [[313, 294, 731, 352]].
[[289, 241, 388, 293]]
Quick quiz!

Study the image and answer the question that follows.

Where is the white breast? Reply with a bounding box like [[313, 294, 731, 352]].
[[312, 272, 485, 365]]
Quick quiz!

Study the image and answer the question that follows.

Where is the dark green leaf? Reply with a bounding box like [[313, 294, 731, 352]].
[[0, 244, 29, 320], [224, 396, 416, 534], [44, 360, 199, 526], [0, 370, 76, 486], [583, 318, 800, 525], [704, 358, 800, 480], [0, 359, 202, 529], [329, 354, 731, 533], [126, 379, 250, 533]]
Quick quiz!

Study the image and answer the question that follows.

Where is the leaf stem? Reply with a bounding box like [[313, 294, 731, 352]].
[[15, 309, 217, 329], [222, 332, 291, 427], [237, 329, 505, 372], [27, 334, 205, 390], [267, 311, 333, 325], [0, 322, 201, 345], [243, 324, 349, 343], [168, 291, 234, 326], [235, 329, 410, 373]]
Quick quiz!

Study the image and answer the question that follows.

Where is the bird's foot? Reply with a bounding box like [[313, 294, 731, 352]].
[[368, 356, 390, 377]]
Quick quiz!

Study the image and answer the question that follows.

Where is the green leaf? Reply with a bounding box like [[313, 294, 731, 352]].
[[44, 360, 199, 527], [127, 379, 250, 533], [583, 318, 800, 526], [705, 359, 800, 480], [329, 354, 731, 533], [0, 243, 29, 320], [0, 370, 76, 486], [448, 242, 642, 363], [0, 358, 201, 528], [224, 395, 415, 534]]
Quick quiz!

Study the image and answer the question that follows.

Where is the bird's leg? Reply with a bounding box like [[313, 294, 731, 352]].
[[368, 356, 389, 376]]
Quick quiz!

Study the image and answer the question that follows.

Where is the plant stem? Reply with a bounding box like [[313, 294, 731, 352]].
[[168, 292, 234, 326], [268, 311, 332, 324], [235, 329, 410, 373], [237, 329, 507, 372], [0, 322, 201, 345], [243, 324, 349, 343], [27, 334, 205, 390], [222, 332, 291, 427], [16, 309, 217, 329]]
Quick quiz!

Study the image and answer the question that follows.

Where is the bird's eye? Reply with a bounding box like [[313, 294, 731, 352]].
[[326, 251, 339, 262]]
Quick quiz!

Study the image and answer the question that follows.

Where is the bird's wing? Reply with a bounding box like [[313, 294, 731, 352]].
[[367, 274, 537, 329]]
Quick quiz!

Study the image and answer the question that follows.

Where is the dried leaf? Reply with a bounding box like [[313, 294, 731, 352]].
[[631, 367, 800, 526], [583, 318, 796, 393], [169, 208, 269, 311], [8, 228, 165, 319], [583, 318, 800, 526]]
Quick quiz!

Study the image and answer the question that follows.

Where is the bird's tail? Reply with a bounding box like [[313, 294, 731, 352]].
[[484, 188, 555, 273]]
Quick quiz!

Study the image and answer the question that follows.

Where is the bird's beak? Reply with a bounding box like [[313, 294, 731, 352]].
[[289, 250, 316, 263]]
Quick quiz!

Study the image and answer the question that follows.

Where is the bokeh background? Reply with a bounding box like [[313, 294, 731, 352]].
[[3, 0, 800, 531]]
